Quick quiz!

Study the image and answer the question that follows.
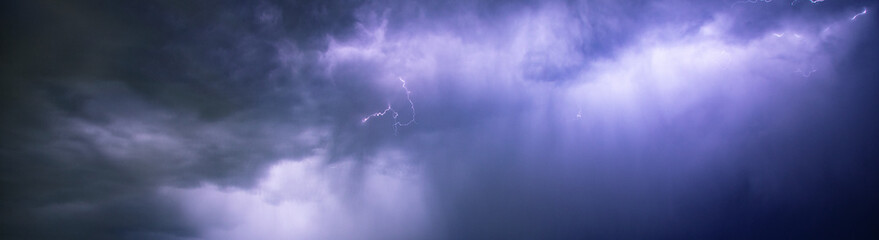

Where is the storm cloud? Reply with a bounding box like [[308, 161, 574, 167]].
[[1, 0, 878, 239]]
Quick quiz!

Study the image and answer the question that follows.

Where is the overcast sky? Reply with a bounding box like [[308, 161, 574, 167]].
[[1, 0, 878, 239]]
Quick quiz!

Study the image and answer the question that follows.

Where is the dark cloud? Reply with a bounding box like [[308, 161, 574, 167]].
[[0, 1, 359, 239], [2, 0, 878, 239]]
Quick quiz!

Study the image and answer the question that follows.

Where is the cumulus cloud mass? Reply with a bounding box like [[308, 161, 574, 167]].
[[2, 0, 878, 239]]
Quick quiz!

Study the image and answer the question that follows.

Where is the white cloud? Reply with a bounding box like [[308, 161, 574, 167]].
[[163, 149, 429, 240]]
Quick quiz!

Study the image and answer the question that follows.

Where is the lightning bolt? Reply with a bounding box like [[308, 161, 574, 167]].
[[795, 66, 817, 77], [851, 8, 868, 21], [361, 103, 397, 123], [791, 0, 824, 6], [733, 0, 773, 6], [394, 77, 416, 131], [738, 2, 864, 80], [361, 77, 416, 135]]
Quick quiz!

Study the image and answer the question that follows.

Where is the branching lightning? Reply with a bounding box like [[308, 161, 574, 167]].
[[734, 0, 823, 8], [795, 65, 817, 77], [361, 77, 416, 135], [765, 5, 868, 80], [361, 103, 397, 123], [396, 77, 416, 129]]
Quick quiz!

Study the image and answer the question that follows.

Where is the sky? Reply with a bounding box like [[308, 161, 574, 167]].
[[1, 0, 878, 239]]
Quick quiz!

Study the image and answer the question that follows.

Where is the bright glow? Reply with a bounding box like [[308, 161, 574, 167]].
[[164, 152, 428, 240]]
